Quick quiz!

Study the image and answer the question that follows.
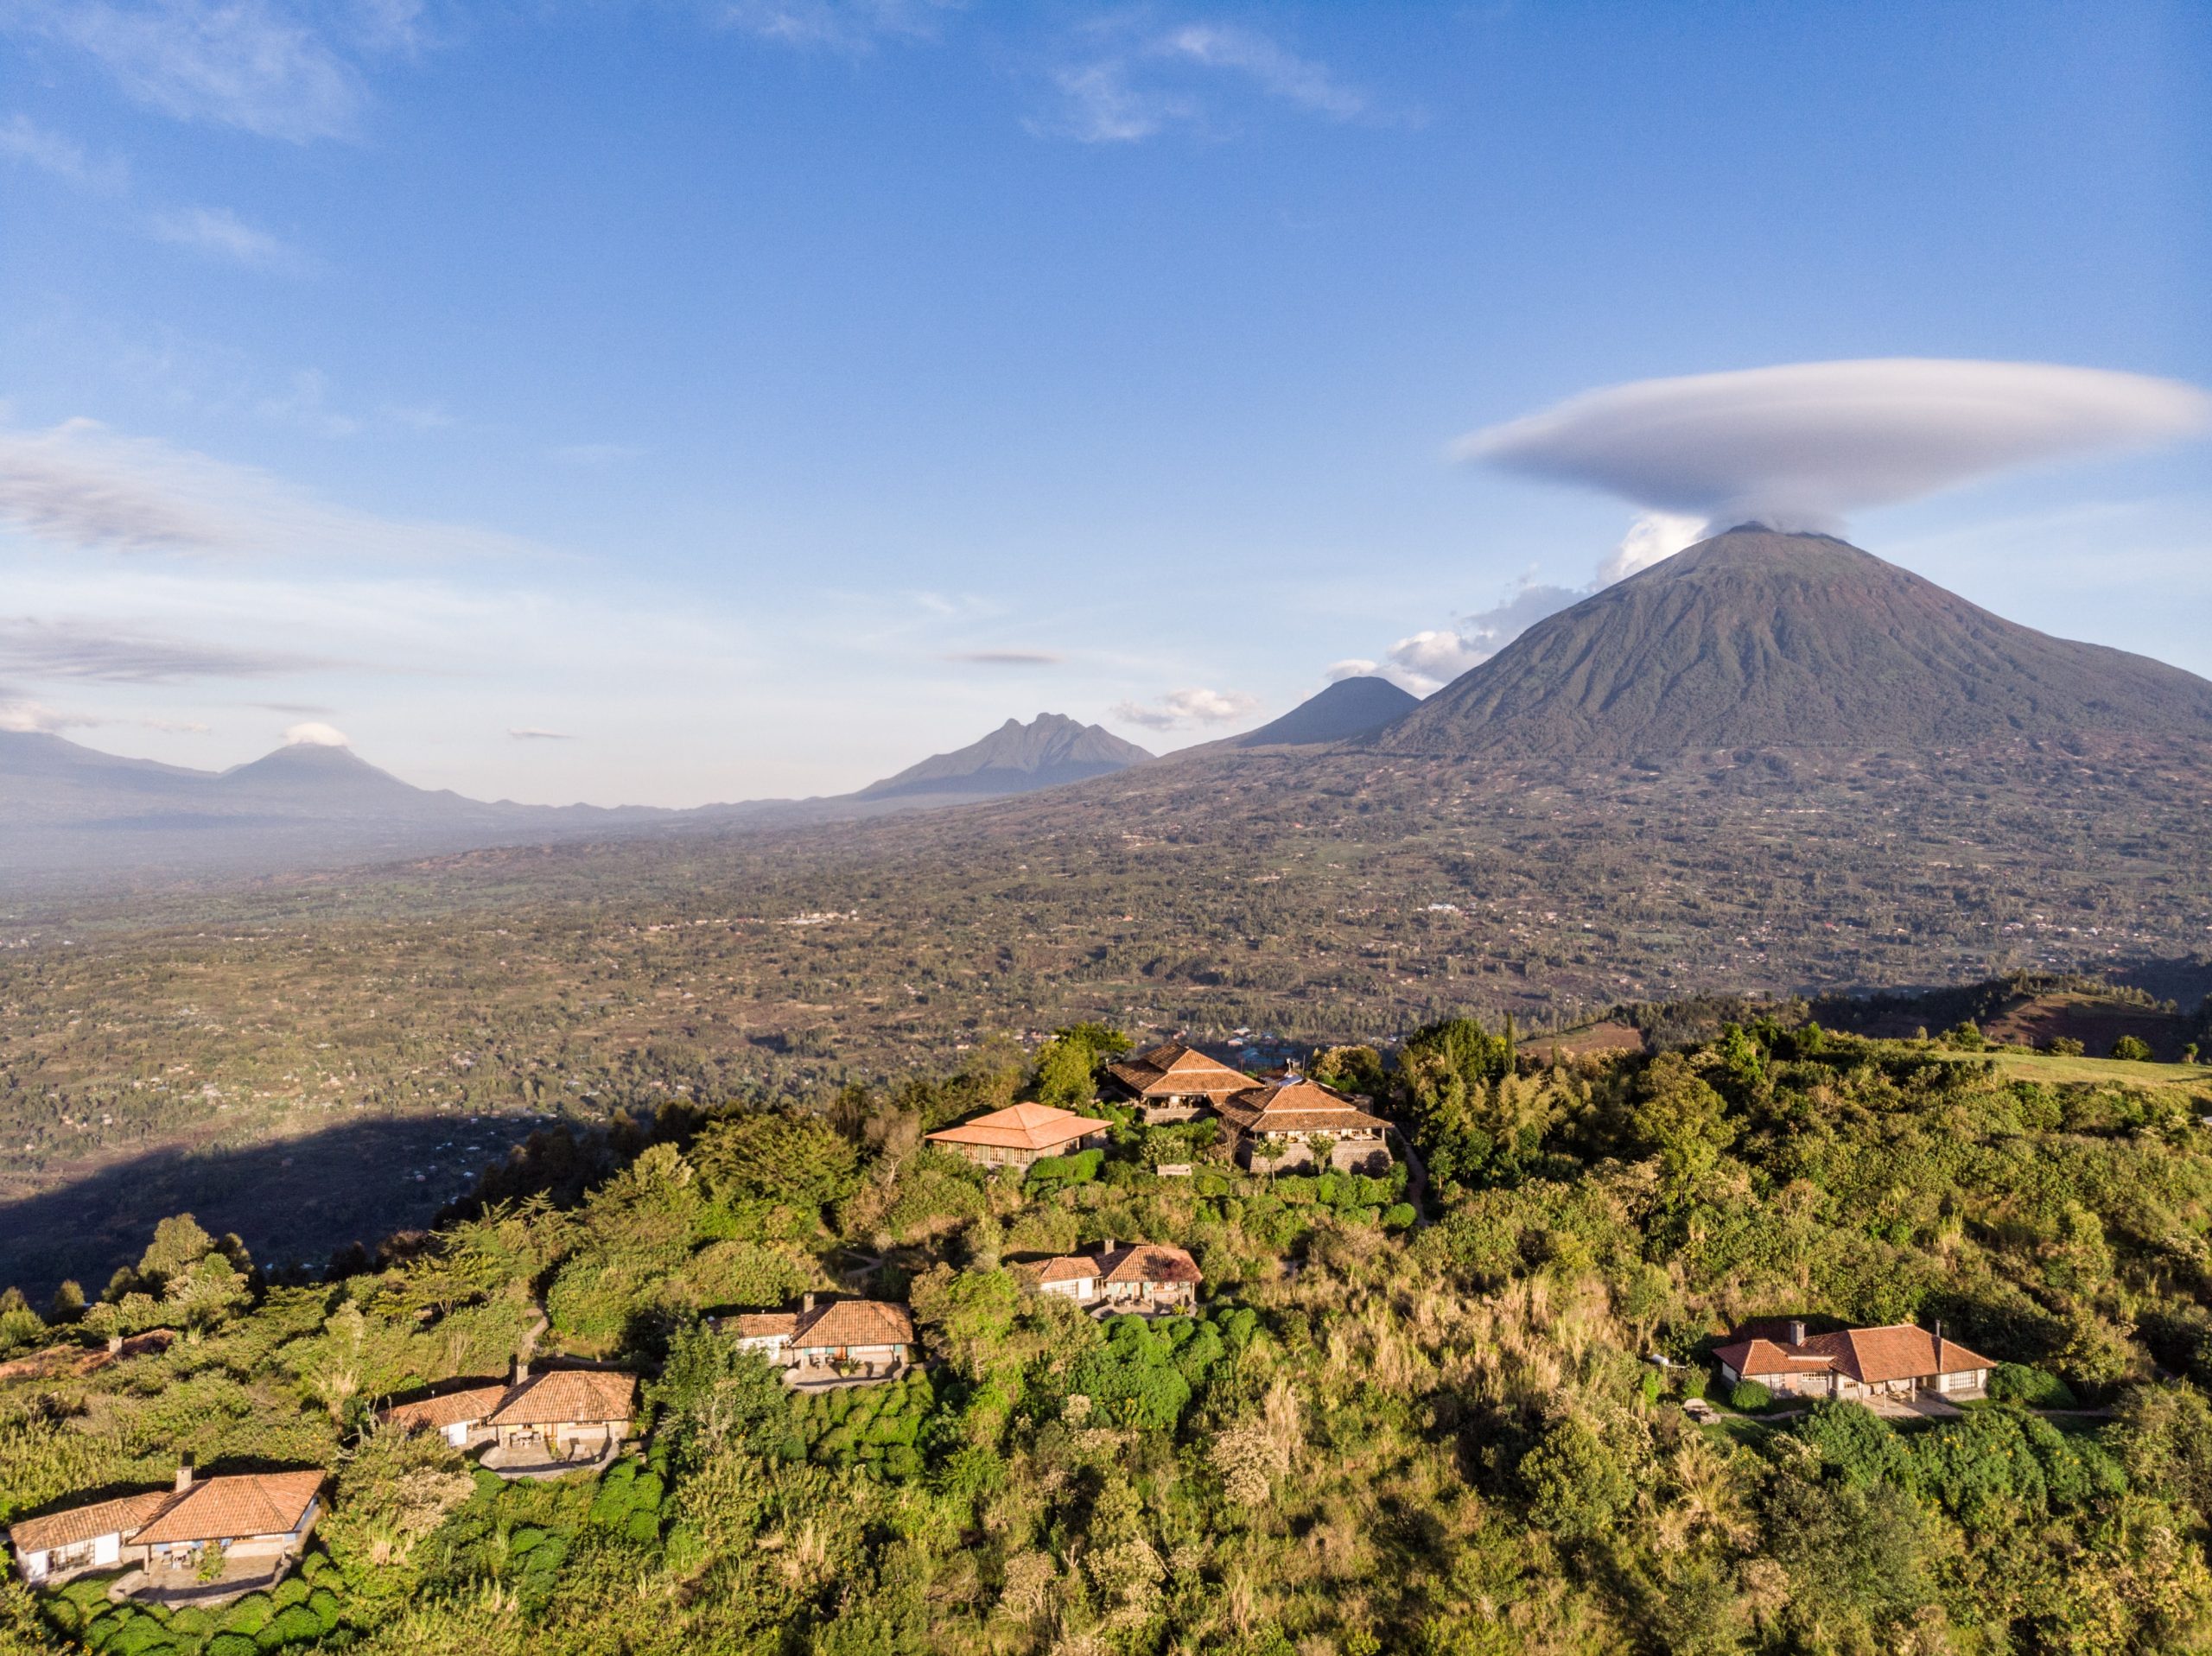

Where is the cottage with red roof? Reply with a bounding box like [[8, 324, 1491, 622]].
[[1714, 1319, 1995, 1402], [1216, 1076, 1395, 1175], [1012, 1240, 1203, 1312], [716, 1294, 916, 1384], [1105, 1041, 1257, 1124], [9, 1467, 321, 1592], [378, 1359, 635, 1471], [925, 1101, 1110, 1170]]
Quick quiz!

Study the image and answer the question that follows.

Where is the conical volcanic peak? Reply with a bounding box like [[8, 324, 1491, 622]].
[[1375, 528, 2212, 757], [1232, 676, 1420, 747]]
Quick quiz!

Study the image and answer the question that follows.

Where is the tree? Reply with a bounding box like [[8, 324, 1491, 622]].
[[1309, 1044, 1387, 1099], [1626, 1054, 1735, 1192], [2111, 1035, 2154, 1062], [690, 1110, 861, 1214], [1520, 1417, 1631, 1539]]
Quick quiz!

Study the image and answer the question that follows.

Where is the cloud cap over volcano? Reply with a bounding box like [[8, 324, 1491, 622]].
[[1458, 359, 2211, 528]]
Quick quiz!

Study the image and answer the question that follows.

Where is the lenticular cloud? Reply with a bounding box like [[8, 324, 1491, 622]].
[[1458, 359, 2211, 528]]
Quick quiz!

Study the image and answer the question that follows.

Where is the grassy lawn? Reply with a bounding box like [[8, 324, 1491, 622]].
[[1930, 1047, 2212, 1091]]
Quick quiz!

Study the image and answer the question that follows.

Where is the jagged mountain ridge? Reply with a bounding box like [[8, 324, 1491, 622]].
[[1376, 528, 2212, 757], [857, 713, 1152, 799]]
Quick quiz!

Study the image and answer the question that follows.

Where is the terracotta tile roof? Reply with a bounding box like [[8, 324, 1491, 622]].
[[1014, 1241, 1201, 1289], [1100, 1241, 1202, 1285], [1011, 1255, 1100, 1285], [791, 1298, 914, 1349], [1106, 1042, 1255, 1100], [731, 1312, 798, 1340], [132, 1472, 323, 1546], [1713, 1338, 1835, 1380], [1216, 1077, 1388, 1137], [9, 1490, 175, 1555], [1719, 1323, 1994, 1384], [486, 1368, 637, 1428], [380, 1381, 510, 1433], [925, 1102, 1110, 1152]]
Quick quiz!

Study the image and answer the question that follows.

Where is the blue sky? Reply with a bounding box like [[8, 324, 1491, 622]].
[[1, 0, 2206, 804]]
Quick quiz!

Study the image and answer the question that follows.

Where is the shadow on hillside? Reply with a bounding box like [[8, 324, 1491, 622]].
[[0, 1114, 539, 1303]]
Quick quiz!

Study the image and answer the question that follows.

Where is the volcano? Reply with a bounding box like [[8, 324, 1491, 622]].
[[1375, 527, 2212, 757]]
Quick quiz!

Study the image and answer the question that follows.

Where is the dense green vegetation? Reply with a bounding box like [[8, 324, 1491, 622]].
[[3, 1016, 2212, 1651], [4, 739, 2209, 1291]]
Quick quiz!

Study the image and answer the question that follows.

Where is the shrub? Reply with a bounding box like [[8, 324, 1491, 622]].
[[256, 1601, 326, 1648], [1023, 1150, 1103, 1193], [1729, 1380, 1772, 1412], [2046, 1037, 2086, 1056], [1988, 1362, 2077, 1409], [1382, 1203, 1418, 1231], [2111, 1036, 2154, 1063], [207, 1636, 259, 1656]]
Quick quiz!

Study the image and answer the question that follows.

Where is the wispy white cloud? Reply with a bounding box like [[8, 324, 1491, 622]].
[[0, 698, 102, 733], [148, 205, 307, 273], [1110, 686, 1258, 730], [282, 719, 348, 746], [1324, 657, 1378, 682], [1034, 17, 1379, 144], [508, 726, 574, 741], [0, 615, 324, 681], [1595, 510, 1706, 586], [718, 0, 963, 54], [0, 111, 127, 192], [2, 0, 369, 143], [0, 416, 548, 560], [1154, 23, 1365, 119], [1033, 60, 1198, 143], [946, 648, 1062, 666]]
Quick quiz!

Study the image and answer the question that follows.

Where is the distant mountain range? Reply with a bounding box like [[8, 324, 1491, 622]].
[[9, 526, 2210, 894], [0, 714, 1161, 892]]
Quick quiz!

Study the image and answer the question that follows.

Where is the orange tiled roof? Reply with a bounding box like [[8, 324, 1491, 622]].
[[1216, 1077, 1387, 1136], [1098, 1241, 1202, 1286], [1012, 1254, 1100, 1286], [1719, 1323, 1993, 1385], [731, 1312, 798, 1340], [132, 1472, 323, 1546], [791, 1298, 914, 1349], [925, 1102, 1109, 1152], [1106, 1042, 1255, 1100], [486, 1368, 636, 1428], [380, 1381, 510, 1433], [9, 1490, 175, 1555]]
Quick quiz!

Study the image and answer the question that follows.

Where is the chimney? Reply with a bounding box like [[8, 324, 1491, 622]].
[[1787, 1320, 1805, 1348], [1932, 1318, 1944, 1367], [512, 1355, 530, 1386], [802, 1292, 817, 1313], [1102, 1238, 1116, 1257], [174, 1463, 194, 1495]]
